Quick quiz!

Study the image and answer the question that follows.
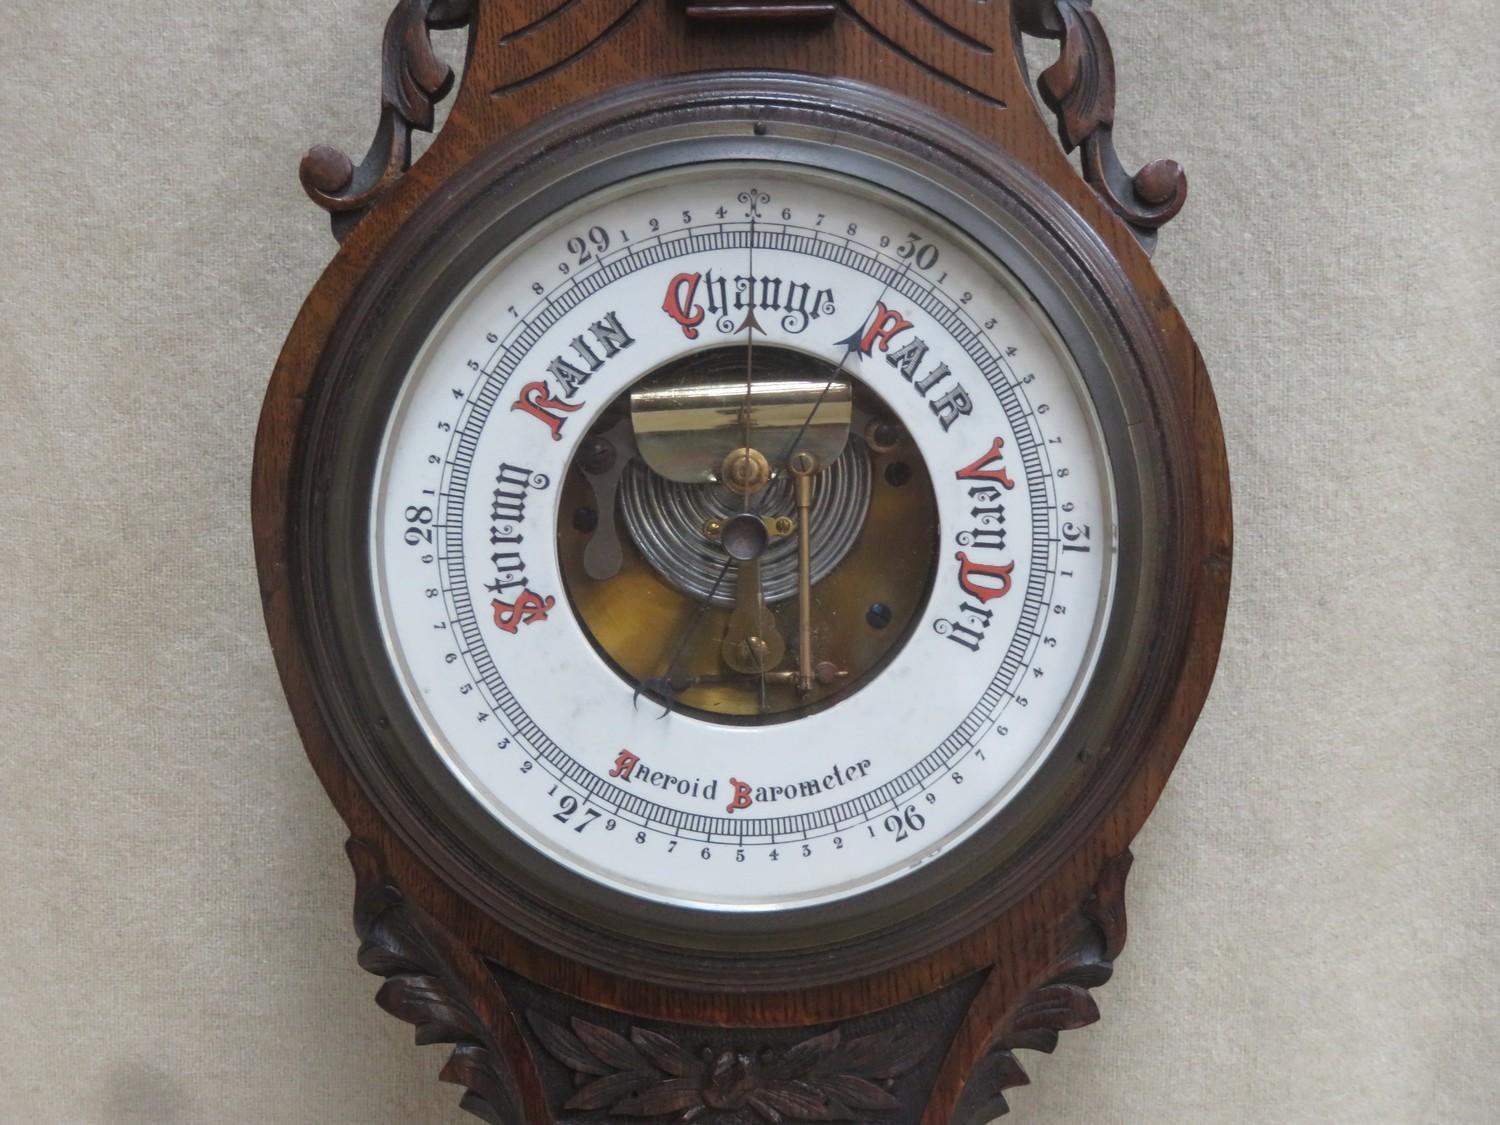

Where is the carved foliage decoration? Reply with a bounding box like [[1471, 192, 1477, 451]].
[[527, 1015, 926, 1122], [1017, 0, 1187, 249], [953, 850, 1133, 1123], [348, 839, 521, 1125], [300, 0, 474, 241]]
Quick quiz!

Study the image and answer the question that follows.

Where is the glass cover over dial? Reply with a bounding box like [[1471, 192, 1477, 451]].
[[374, 162, 1115, 912]]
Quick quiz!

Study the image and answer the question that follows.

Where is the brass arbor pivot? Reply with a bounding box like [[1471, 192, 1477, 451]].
[[721, 447, 771, 496]]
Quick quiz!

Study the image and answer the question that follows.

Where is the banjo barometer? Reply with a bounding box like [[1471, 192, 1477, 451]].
[[254, 2, 1231, 1121]]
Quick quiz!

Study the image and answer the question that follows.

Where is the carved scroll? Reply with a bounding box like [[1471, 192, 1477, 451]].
[[1017, 0, 1187, 250], [300, 0, 474, 241], [348, 840, 522, 1125], [952, 851, 1133, 1123]]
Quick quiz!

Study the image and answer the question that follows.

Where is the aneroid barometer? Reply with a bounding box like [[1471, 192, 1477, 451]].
[[254, 2, 1231, 1121]]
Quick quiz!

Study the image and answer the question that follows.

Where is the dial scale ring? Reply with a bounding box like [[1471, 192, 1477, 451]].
[[376, 163, 1112, 912], [294, 84, 1177, 977]]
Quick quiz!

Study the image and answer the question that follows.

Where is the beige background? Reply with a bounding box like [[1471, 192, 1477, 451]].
[[2, 2, 1496, 1122]]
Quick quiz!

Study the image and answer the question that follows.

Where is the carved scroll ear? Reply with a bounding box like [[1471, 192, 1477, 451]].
[[1016, 0, 1187, 253], [952, 851, 1133, 1123], [299, 0, 475, 242], [347, 840, 525, 1125]]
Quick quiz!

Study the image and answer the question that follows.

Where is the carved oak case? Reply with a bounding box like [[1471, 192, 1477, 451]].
[[253, 1, 1231, 1121]]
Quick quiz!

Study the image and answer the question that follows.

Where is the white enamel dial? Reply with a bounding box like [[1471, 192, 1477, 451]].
[[373, 162, 1115, 912]]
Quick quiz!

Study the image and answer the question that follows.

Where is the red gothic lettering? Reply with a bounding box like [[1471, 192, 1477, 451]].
[[955, 551, 1015, 603], [662, 272, 705, 339], [726, 777, 754, 814], [955, 435, 1016, 490], [511, 380, 582, 441], [851, 301, 913, 356], [490, 588, 556, 633]]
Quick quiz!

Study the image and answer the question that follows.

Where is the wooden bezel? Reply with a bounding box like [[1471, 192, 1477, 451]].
[[254, 3, 1230, 1121]]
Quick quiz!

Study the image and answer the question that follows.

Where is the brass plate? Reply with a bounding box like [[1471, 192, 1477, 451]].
[[559, 369, 939, 723]]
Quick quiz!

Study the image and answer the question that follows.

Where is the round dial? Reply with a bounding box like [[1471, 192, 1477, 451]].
[[373, 162, 1114, 913]]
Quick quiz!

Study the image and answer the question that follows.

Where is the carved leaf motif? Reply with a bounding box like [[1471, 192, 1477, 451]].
[[377, 973, 481, 1046], [1001, 981, 1098, 1057], [299, 0, 474, 240], [770, 1028, 841, 1079], [633, 1027, 700, 1078], [617, 1078, 706, 1116], [747, 1081, 836, 1120], [574, 1018, 656, 1073], [347, 840, 521, 1125], [821, 1029, 928, 1079], [386, 0, 458, 130], [1017, 0, 1187, 248], [814, 1074, 903, 1111], [528, 1014, 926, 1122], [952, 851, 1134, 1123], [568, 1071, 652, 1111], [1037, 0, 1114, 151], [526, 1011, 612, 1077]]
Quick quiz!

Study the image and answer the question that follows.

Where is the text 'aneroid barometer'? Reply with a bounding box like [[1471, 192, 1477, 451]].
[[254, 3, 1231, 1121]]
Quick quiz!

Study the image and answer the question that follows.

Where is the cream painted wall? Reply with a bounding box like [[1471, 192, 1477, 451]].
[[1, 2, 1495, 1122]]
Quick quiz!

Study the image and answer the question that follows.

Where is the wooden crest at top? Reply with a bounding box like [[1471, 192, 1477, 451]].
[[299, 0, 1187, 253]]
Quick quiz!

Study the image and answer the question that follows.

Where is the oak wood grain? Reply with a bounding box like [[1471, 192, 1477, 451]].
[[254, 2, 1231, 1120]]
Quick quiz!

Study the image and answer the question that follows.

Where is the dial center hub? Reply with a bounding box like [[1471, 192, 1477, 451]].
[[721, 447, 772, 496], [720, 512, 770, 561]]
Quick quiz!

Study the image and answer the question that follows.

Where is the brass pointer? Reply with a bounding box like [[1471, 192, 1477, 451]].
[[709, 509, 791, 678], [788, 451, 818, 693]]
